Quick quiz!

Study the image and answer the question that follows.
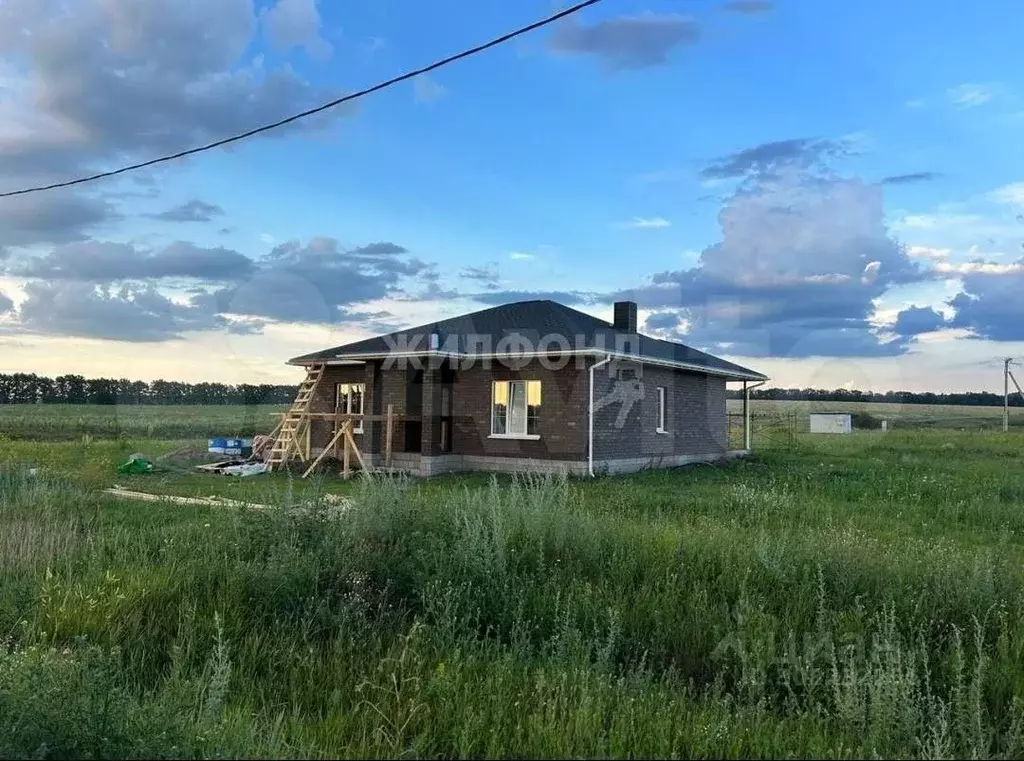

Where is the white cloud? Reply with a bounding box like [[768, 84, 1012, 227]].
[[906, 245, 951, 261], [990, 182, 1024, 209], [905, 98, 927, 109], [948, 82, 999, 108], [618, 216, 671, 229], [260, 0, 332, 60], [933, 260, 1024, 276], [509, 252, 536, 261], [413, 75, 448, 104], [861, 260, 881, 284]]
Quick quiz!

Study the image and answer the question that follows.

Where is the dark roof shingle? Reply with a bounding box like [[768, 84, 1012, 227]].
[[288, 299, 766, 380]]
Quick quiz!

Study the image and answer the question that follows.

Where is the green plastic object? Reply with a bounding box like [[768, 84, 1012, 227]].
[[117, 457, 153, 474]]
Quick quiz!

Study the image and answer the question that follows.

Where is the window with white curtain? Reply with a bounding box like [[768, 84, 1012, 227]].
[[491, 380, 541, 438]]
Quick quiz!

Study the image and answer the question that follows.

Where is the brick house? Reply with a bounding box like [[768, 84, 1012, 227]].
[[287, 299, 767, 476]]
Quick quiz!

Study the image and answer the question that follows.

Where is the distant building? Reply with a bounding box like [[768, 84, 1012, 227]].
[[809, 412, 852, 434]]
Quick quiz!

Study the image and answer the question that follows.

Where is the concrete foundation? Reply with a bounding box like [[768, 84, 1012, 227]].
[[308, 448, 751, 477]]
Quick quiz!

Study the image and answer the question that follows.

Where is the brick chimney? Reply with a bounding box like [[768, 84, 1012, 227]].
[[613, 301, 637, 334]]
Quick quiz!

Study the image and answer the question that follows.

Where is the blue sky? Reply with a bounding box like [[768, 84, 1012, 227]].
[[1, 0, 1023, 391]]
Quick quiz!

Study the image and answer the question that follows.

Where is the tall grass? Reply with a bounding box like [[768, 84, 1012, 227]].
[[3, 431, 1024, 757]]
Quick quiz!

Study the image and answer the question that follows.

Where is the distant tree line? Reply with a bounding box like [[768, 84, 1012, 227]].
[[728, 387, 1023, 407], [0, 373, 299, 405], [1, 372, 1020, 408]]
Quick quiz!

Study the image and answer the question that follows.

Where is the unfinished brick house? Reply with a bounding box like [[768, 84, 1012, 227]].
[[282, 299, 767, 477]]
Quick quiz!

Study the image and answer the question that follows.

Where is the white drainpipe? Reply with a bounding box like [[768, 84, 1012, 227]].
[[743, 379, 767, 451], [588, 354, 613, 477]]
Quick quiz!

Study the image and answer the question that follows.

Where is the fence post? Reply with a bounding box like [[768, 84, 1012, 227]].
[[743, 381, 751, 451]]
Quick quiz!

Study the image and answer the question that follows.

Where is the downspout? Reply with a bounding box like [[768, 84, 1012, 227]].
[[743, 379, 767, 451], [588, 354, 613, 477]]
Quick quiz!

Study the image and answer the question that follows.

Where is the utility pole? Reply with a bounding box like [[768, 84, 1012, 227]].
[[1006, 358, 1013, 433], [1006, 359, 1024, 432]]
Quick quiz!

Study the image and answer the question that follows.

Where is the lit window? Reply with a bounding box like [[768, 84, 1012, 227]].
[[492, 380, 541, 437], [337, 383, 365, 433], [657, 386, 667, 432]]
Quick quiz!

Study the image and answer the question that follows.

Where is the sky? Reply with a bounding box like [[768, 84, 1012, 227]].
[[1, 0, 1023, 392]]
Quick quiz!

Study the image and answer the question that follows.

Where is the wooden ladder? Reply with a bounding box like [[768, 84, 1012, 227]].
[[266, 363, 325, 471]]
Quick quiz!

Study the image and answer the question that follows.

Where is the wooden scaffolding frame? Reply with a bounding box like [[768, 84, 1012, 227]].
[[265, 362, 420, 479], [268, 405, 408, 478]]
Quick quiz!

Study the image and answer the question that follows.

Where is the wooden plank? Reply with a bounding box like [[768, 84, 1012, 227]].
[[305, 417, 311, 461], [385, 404, 394, 469], [302, 424, 347, 478], [345, 424, 367, 471], [342, 420, 351, 479], [270, 412, 421, 422]]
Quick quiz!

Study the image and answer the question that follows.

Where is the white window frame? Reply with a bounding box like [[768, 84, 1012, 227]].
[[336, 382, 364, 433], [656, 386, 668, 433], [489, 380, 541, 440]]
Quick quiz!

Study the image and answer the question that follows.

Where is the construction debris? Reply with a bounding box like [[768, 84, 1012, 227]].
[[195, 460, 269, 477], [104, 486, 270, 510], [116, 454, 154, 474], [208, 437, 253, 457], [251, 434, 274, 462], [102, 485, 351, 516]]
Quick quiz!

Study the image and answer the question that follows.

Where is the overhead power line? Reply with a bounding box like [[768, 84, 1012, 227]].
[[0, 0, 600, 199]]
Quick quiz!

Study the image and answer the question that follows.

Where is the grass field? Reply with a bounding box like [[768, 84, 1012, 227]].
[[726, 398, 1024, 431], [1, 398, 1020, 443], [0, 404, 285, 441], [4, 406, 1024, 757]]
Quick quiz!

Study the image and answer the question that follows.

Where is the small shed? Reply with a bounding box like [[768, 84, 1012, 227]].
[[809, 412, 852, 434]]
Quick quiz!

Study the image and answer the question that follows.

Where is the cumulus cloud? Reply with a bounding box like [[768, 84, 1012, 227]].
[[145, 200, 225, 223], [260, 0, 332, 60], [893, 306, 947, 336], [644, 311, 684, 332], [547, 12, 699, 71], [192, 237, 433, 324], [459, 263, 500, 290], [9, 241, 255, 282], [701, 138, 851, 181], [0, 291, 12, 314], [17, 281, 230, 342], [0, 0, 348, 247], [467, 137, 931, 358], [612, 162, 927, 357], [949, 257, 1024, 340], [0, 191, 121, 248], [3, 234, 435, 340]]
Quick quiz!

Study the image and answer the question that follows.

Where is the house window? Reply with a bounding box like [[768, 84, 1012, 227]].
[[336, 383, 364, 433], [656, 386, 667, 433], [491, 380, 541, 438]]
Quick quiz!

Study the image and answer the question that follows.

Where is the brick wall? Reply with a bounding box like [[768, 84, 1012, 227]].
[[450, 359, 589, 461], [591, 359, 728, 463], [304, 357, 729, 470]]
